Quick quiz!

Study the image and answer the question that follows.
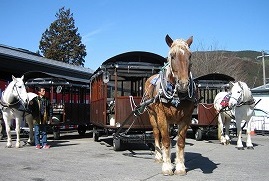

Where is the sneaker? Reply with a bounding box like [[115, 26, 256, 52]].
[[35, 144, 41, 149], [42, 145, 51, 149]]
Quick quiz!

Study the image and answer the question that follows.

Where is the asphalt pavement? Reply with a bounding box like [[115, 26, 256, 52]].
[[0, 131, 268, 181]]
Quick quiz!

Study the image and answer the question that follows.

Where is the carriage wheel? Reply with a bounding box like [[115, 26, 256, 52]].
[[53, 129, 60, 140], [78, 125, 86, 136], [113, 138, 122, 151], [93, 127, 99, 142], [195, 128, 203, 141], [147, 143, 155, 151]]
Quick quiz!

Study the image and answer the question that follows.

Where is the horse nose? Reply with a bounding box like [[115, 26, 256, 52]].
[[228, 101, 235, 109], [178, 80, 189, 92]]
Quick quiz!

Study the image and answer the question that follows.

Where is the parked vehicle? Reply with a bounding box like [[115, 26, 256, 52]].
[[253, 108, 269, 135]]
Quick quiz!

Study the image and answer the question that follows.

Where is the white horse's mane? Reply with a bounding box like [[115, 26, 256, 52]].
[[237, 81, 252, 102]]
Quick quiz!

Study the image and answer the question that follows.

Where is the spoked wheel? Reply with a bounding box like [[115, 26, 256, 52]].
[[113, 137, 122, 151], [194, 128, 203, 141], [78, 125, 87, 136], [92, 127, 99, 142], [147, 143, 155, 151], [53, 126, 60, 140]]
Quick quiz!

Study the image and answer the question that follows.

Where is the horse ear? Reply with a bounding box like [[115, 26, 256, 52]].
[[21, 75, 24, 81], [165, 34, 173, 47], [12, 75, 16, 81], [186, 36, 193, 47], [229, 81, 234, 88]]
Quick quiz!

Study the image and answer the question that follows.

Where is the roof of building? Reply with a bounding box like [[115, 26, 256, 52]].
[[0, 44, 93, 83]]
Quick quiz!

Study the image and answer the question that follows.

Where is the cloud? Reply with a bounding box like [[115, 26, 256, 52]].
[[82, 22, 115, 44], [82, 29, 102, 43]]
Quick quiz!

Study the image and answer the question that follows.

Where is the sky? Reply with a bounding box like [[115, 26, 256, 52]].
[[0, 0, 268, 71]]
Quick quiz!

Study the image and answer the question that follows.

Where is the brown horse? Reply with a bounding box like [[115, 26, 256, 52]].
[[144, 35, 195, 176]]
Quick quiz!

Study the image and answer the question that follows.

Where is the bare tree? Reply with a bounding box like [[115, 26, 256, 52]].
[[191, 43, 248, 82]]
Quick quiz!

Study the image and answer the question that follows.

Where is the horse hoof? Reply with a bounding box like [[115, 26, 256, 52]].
[[247, 146, 254, 150], [162, 170, 174, 176], [237, 147, 244, 150], [174, 170, 187, 176]]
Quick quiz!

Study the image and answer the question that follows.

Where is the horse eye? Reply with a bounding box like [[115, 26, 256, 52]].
[[237, 91, 241, 93], [170, 52, 176, 60]]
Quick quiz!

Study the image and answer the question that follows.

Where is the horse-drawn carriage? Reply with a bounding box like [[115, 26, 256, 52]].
[[23, 71, 90, 139], [191, 73, 235, 140], [89, 51, 166, 150]]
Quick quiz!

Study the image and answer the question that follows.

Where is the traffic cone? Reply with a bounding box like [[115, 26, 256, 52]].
[[250, 121, 256, 136]]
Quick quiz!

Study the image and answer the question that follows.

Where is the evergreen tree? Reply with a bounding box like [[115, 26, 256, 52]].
[[39, 7, 86, 66]]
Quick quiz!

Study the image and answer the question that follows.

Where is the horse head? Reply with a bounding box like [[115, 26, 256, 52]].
[[228, 81, 245, 108], [8, 75, 29, 106], [165, 34, 193, 92]]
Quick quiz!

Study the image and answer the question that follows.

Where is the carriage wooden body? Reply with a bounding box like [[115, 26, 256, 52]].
[[23, 71, 90, 139], [191, 73, 235, 140], [89, 51, 166, 150]]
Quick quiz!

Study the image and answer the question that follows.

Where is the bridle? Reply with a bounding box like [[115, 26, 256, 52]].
[[159, 60, 194, 100], [0, 81, 27, 108], [229, 89, 243, 107], [229, 83, 254, 107]]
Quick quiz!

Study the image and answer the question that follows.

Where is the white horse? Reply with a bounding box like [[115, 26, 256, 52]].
[[0, 75, 29, 148], [214, 81, 255, 150]]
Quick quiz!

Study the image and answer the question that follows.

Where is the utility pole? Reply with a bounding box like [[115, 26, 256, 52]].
[[256, 51, 269, 88]]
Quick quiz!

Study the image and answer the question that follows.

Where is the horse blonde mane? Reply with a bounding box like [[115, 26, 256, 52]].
[[170, 39, 191, 52]]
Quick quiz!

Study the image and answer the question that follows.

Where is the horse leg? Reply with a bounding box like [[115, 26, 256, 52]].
[[236, 119, 244, 150], [15, 117, 21, 148], [0, 121, 2, 140], [26, 115, 34, 145], [3, 116, 12, 148], [218, 113, 227, 144], [246, 118, 254, 149], [148, 112, 163, 162], [174, 124, 189, 176], [223, 116, 231, 145], [161, 127, 173, 176]]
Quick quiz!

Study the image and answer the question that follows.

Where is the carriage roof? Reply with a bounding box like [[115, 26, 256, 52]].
[[194, 73, 235, 89], [194, 73, 235, 81], [23, 71, 89, 87], [90, 51, 166, 81]]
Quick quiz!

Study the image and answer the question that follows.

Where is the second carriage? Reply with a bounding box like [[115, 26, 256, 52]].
[[23, 71, 91, 139], [191, 73, 235, 140]]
